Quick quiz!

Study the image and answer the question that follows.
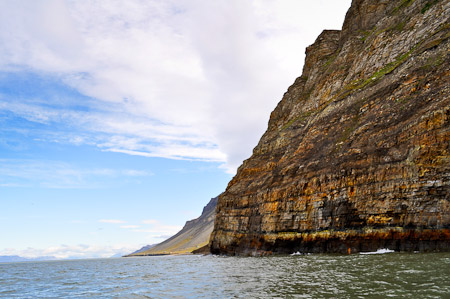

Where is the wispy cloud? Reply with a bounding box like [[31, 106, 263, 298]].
[[98, 219, 126, 224], [142, 219, 158, 225], [0, 159, 149, 189], [0, 99, 224, 163], [122, 170, 149, 177], [131, 226, 182, 234], [135, 219, 182, 238], [120, 225, 140, 229]]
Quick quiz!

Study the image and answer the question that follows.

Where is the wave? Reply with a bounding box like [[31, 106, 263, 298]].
[[290, 252, 312, 256], [360, 249, 395, 255]]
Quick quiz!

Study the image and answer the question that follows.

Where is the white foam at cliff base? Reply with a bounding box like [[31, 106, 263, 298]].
[[291, 252, 312, 256], [360, 248, 395, 255]]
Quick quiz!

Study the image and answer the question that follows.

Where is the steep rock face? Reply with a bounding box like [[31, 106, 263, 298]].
[[210, 0, 450, 255]]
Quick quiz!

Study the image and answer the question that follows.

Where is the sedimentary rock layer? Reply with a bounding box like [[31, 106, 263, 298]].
[[210, 0, 450, 255]]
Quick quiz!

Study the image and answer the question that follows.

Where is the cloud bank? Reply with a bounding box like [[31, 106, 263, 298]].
[[0, 0, 351, 173], [0, 244, 138, 259], [0, 217, 183, 259]]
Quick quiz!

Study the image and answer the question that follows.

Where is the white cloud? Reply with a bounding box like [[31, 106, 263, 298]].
[[0, 244, 139, 259], [0, 0, 352, 173], [0, 159, 149, 189], [98, 219, 126, 224], [122, 170, 150, 177], [141, 219, 158, 225], [138, 219, 183, 238]]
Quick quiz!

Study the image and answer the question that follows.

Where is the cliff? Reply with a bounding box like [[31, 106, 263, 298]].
[[128, 197, 218, 256], [210, 0, 450, 255]]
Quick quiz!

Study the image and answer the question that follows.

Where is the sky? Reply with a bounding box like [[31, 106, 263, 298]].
[[0, 0, 352, 259]]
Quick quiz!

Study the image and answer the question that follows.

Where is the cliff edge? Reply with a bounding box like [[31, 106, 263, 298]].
[[210, 0, 450, 255]]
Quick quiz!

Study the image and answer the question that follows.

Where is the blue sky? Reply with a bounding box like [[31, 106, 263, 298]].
[[0, 0, 351, 259]]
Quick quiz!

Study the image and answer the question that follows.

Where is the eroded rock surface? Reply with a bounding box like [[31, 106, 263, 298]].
[[210, 0, 450, 255]]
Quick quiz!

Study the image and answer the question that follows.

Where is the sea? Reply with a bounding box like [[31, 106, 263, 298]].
[[1, 252, 449, 298]]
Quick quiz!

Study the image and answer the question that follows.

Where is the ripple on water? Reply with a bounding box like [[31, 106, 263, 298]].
[[0, 253, 449, 298]]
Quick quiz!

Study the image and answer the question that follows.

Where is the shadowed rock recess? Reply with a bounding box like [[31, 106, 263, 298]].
[[210, 0, 450, 255]]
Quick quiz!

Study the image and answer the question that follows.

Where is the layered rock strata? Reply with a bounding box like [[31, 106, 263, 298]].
[[210, 0, 450, 255]]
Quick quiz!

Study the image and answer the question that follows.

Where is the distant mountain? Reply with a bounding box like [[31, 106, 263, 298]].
[[126, 244, 155, 256], [126, 196, 218, 256], [0, 255, 56, 263]]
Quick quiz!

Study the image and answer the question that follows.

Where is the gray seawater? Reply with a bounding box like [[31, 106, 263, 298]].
[[1, 252, 449, 298]]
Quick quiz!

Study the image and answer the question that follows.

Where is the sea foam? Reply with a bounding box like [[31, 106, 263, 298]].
[[360, 248, 395, 255]]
